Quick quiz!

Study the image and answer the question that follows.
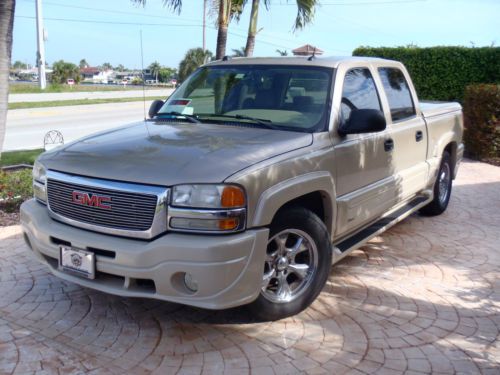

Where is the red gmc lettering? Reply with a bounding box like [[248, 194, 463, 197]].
[[72, 191, 112, 209]]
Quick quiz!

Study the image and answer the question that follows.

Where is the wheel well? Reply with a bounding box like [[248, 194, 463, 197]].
[[274, 191, 330, 230], [444, 142, 457, 178]]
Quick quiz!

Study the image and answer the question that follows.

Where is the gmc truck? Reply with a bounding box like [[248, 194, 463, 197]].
[[21, 57, 463, 320]]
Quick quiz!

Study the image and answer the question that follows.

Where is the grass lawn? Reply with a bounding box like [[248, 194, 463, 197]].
[[1, 149, 44, 167], [9, 96, 166, 110], [9, 83, 167, 94]]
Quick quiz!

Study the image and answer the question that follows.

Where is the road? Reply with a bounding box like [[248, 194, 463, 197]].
[[8, 88, 174, 103], [4, 101, 152, 151]]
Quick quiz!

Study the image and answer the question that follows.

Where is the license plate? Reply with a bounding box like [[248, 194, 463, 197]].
[[59, 246, 95, 279]]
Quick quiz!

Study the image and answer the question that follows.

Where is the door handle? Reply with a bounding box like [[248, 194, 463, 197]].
[[384, 138, 394, 152], [416, 130, 423, 142]]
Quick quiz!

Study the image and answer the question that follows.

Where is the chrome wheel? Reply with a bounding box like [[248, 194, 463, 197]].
[[261, 229, 319, 304], [438, 162, 451, 205]]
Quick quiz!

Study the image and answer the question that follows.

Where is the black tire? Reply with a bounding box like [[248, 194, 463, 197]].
[[248, 207, 332, 321], [420, 151, 452, 216]]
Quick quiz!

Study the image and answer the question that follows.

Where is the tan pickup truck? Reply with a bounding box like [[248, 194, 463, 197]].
[[21, 56, 463, 320]]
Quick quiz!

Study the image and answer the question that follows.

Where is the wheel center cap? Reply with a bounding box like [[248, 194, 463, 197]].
[[276, 257, 289, 271]]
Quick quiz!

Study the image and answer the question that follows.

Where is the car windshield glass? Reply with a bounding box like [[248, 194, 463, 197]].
[[158, 64, 333, 132]]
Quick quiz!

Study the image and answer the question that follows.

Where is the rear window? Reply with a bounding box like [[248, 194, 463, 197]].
[[378, 67, 416, 122]]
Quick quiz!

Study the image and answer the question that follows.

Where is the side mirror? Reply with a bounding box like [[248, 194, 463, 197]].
[[148, 99, 164, 119], [338, 109, 386, 136]]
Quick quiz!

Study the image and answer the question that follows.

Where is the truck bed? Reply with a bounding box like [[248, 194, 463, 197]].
[[420, 101, 462, 118]]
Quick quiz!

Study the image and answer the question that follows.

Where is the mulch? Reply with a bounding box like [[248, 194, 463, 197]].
[[0, 210, 20, 227]]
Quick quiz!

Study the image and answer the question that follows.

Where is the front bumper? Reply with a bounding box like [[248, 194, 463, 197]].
[[20, 199, 269, 309]]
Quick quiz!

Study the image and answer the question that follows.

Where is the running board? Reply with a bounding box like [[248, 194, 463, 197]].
[[332, 194, 431, 263]]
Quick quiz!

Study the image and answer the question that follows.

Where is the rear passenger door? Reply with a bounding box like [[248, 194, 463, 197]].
[[377, 67, 428, 199], [334, 67, 398, 237]]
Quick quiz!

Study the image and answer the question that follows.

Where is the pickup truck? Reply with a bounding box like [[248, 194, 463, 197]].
[[21, 56, 464, 320]]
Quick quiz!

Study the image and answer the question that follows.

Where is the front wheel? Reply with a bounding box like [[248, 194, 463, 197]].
[[420, 151, 452, 216], [248, 207, 332, 321]]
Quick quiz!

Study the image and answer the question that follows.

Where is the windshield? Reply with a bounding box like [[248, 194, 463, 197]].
[[158, 64, 333, 132]]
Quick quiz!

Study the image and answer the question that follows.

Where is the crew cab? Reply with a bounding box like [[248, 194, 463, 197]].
[[21, 57, 463, 320]]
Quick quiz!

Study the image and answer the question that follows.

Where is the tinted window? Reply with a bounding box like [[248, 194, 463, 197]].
[[340, 68, 381, 125], [160, 65, 332, 132], [378, 67, 416, 121]]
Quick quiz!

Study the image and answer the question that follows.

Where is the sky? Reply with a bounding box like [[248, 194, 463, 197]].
[[11, 0, 500, 70]]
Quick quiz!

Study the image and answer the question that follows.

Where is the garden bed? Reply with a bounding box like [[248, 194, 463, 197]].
[[0, 167, 33, 227]]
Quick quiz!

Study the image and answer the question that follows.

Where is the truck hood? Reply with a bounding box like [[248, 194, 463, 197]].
[[39, 121, 312, 186]]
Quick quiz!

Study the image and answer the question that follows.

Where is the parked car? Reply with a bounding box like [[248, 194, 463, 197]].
[[21, 56, 463, 320]]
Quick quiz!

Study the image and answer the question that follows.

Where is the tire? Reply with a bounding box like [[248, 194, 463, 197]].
[[420, 151, 452, 216], [248, 207, 332, 321]]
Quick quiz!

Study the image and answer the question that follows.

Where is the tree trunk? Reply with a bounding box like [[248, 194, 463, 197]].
[[0, 0, 15, 155], [216, 0, 231, 60], [244, 0, 259, 57]]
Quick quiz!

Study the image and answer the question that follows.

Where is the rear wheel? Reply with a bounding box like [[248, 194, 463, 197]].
[[420, 151, 452, 216], [248, 207, 332, 321]]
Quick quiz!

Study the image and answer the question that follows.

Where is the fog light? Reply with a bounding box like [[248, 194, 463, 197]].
[[184, 273, 198, 293]]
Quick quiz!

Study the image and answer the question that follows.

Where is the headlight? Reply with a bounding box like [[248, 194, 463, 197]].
[[33, 160, 47, 204], [172, 184, 245, 209], [169, 184, 246, 233]]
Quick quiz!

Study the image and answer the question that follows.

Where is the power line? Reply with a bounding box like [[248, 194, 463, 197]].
[[275, 0, 427, 5], [18, 0, 352, 54], [18, 0, 200, 22], [15, 14, 305, 52], [16, 15, 202, 27]]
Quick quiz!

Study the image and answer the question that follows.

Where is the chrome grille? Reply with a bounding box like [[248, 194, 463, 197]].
[[47, 174, 162, 233]]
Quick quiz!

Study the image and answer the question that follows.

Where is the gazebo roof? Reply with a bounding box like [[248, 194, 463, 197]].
[[292, 44, 324, 56]]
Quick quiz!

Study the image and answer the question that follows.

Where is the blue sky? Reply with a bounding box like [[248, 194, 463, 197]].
[[12, 0, 500, 69]]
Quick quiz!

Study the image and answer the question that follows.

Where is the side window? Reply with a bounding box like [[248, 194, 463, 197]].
[[341, 68, 381, 125], [378, 67, 416, 122]]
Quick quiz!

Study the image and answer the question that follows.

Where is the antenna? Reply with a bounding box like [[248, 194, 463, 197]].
[[308, 47, 317, 61], [140, 29, 146, 121]]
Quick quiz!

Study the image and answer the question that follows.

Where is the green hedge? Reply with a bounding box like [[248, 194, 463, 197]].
[[463, 84, 500, 161], [353, 46, 500, 102]]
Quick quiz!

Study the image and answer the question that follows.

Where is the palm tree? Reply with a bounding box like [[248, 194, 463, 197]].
[[178, 48, 213, 83], [79, 59, 89, 69], [216, 0, 232, 59], [276, 49, 288, 56], [244, 0, 318, 57], [101, 62, 113, 71], [148, 61, 161, 83], [0, 0, 15, 155], [131, 0, 182, 13], [231, 47, 246, 57]]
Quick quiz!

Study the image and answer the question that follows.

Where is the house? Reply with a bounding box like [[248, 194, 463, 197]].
[[80, 67, 114, 84], [112, 69, 154, 84], [292, 44, 324, 56]]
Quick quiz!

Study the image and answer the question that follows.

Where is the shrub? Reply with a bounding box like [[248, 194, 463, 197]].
[[353, 46, 500, 102], [0, 169, 33, 212], [463, 84, 500, 161]]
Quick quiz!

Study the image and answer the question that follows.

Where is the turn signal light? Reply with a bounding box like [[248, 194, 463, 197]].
[[218, 218, 239, 230], [221, 186, 245, 208]]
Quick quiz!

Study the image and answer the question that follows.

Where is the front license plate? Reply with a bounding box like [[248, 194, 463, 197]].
[[59, 246, 95, 279]]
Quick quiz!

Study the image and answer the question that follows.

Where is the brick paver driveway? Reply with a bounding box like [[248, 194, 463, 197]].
[[1, 161, 499, 375]]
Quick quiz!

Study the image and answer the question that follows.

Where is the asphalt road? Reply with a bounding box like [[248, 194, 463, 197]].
[[8, 88, 174, 103], [4, 101, 152, 151]]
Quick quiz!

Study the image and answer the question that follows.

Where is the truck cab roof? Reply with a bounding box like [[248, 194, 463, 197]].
[[206, 56, 397, 69]]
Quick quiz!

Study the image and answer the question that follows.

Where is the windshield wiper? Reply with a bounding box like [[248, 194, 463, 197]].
[[154, 111, 201, 124], [198, 114, 279, 130]]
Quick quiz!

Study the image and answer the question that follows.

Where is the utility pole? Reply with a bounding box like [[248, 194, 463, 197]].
[[202, 0, 206, 51], [35, 0, 47, 89]]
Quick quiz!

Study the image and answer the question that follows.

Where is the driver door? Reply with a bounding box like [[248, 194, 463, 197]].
[[334, 66, 397, 237]]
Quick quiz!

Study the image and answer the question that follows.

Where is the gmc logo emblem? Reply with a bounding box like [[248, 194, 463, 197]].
[[72, 191, 112, 209]]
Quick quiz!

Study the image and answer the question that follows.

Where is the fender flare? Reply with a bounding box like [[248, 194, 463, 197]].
[[251, 171, 336, 236]]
